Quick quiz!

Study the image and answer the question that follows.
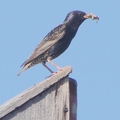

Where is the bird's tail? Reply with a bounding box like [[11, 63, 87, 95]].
[[17, 62, 31, 76]]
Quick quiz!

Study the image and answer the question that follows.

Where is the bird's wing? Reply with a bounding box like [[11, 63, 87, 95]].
[[21, 24, 66, 66]]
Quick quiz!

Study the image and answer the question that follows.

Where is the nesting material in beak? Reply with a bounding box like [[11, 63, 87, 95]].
[[84, 13, 99, 22]]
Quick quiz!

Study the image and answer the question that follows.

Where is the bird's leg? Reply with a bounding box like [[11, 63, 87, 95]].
[[47, 59, 63, 70], [42, 62, 54, 74]]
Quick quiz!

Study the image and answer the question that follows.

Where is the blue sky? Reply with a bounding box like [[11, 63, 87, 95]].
[[0, 1, 120, 120]]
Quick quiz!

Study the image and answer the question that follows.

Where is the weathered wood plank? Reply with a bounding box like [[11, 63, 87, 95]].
[[0, 66, 72, 119], [1, 77, 74, 120]]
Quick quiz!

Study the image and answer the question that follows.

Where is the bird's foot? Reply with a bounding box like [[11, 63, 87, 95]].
[[58, 67, 64, 71], [52, 72, 57, 75], [45, 72, 57, 78]]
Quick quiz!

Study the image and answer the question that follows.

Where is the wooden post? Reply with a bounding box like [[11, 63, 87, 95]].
[[0, 66, 77, 120]]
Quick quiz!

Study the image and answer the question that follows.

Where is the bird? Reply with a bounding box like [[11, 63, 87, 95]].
[[17, 10, 99, 76]]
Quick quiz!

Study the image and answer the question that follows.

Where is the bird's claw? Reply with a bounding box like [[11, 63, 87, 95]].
[[45, 72, 57, 78], [52, 72, 57, 75]]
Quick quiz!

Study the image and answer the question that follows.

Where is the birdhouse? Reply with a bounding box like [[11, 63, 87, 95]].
[[0, 67, 77, 120]]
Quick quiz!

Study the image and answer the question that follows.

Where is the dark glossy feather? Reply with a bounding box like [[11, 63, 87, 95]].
[[21, 24, 66, 66]]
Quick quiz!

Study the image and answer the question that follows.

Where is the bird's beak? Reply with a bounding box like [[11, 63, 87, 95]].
[[84, 13, 99, 22]]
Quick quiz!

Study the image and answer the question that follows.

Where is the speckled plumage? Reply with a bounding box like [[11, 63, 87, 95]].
[[18, 10, 99, 76]]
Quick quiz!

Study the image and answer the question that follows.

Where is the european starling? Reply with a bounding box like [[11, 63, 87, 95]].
[[18, 10, 99, 76]]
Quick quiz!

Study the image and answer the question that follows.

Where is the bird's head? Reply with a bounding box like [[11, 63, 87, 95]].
[[64, 10, 99, 30]]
